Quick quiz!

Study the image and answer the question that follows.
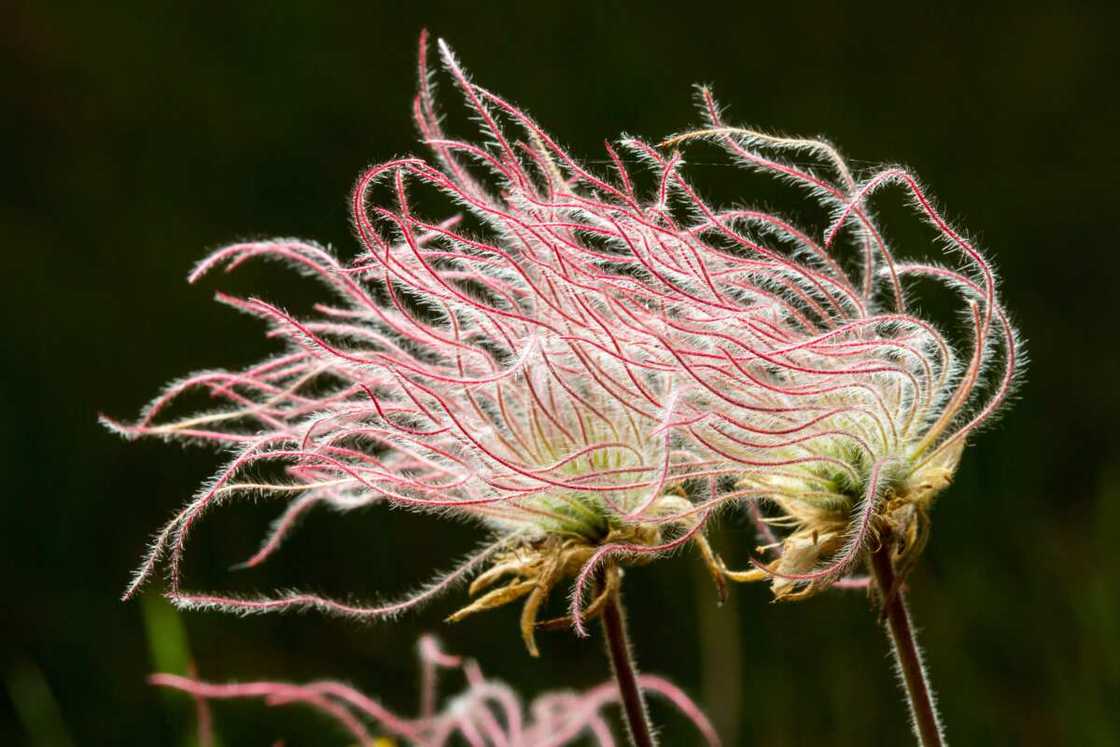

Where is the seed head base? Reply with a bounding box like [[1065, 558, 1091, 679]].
[[447, 522, 731, 657]]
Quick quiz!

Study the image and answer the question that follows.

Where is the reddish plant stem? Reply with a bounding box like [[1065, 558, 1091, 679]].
[[869, 542, 945, 747], [600, 575, 655, 747]]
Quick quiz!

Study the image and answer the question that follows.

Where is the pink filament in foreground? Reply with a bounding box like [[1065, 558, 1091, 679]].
[[152, 635, 720, 746]]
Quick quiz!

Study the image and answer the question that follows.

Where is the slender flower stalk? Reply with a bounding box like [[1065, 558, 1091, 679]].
[[152, 635, 720, 746], [869, 539, 943, 747], [599, 580, 655, 747]]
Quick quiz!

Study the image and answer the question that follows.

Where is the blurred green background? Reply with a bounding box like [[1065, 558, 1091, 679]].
[[3, 2, 1118, 744]]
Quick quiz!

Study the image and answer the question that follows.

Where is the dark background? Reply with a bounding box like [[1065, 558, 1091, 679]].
[[4, 2, 1118, 745]]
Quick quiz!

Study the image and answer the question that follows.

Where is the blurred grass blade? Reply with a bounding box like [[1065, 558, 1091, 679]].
[[140, 596, 219, 746], [5, 659, 75, 747], [141, 595, 192, 676]]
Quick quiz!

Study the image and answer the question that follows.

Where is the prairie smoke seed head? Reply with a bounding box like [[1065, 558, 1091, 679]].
[[661, 112, 1022, 598], [105, 32, 730, 653], [105, 30, 1022, 647]]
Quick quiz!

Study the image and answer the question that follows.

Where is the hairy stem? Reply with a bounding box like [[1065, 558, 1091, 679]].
[[600, 574, 655, 747], [869, 542, 945, 747]]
